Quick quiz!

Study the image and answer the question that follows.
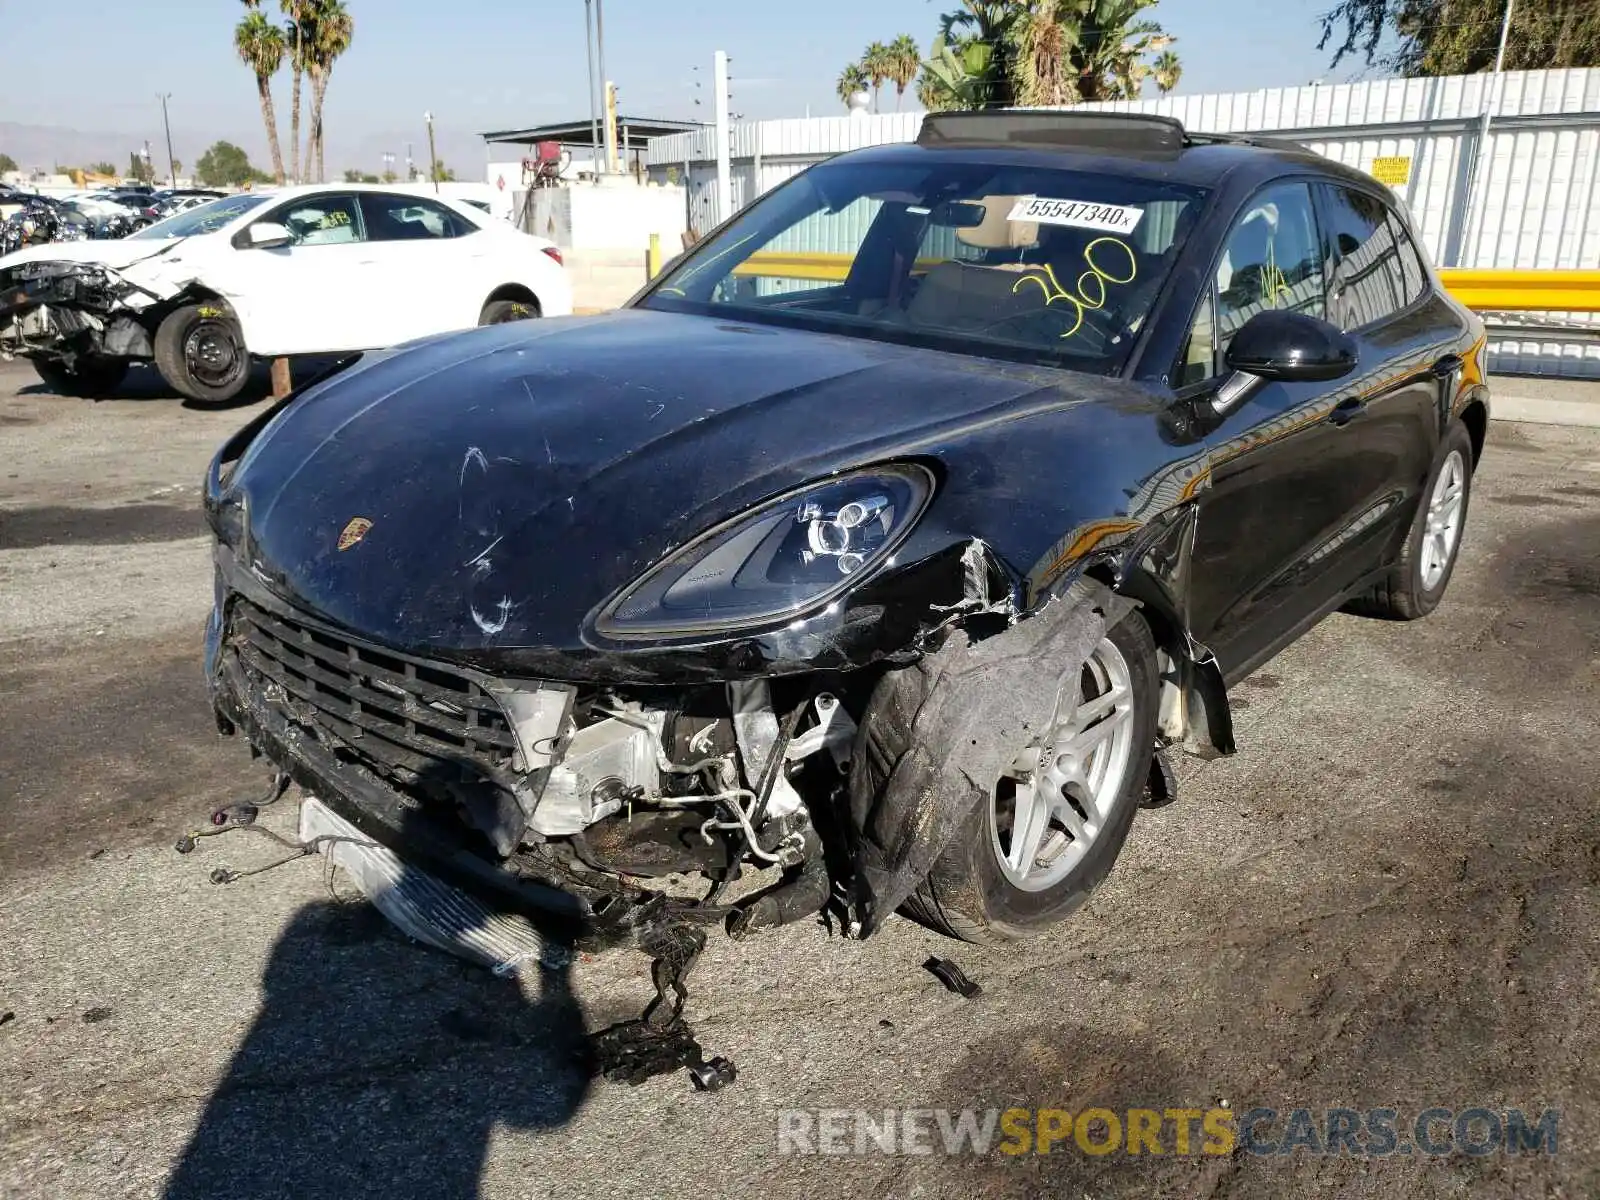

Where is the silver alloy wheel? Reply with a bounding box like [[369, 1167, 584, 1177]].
[[1420, 449, 1467, 591], [990, 636, 1138, 892]]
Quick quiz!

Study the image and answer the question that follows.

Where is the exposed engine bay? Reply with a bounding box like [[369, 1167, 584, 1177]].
[[0, 260, 162, 367]]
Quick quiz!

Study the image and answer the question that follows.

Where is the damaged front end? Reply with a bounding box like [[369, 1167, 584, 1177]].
[[204, 535, 1003, 951], [0, 259, 161, 367]]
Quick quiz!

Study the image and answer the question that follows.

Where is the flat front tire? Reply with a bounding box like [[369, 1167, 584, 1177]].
[[859, 611, 1161, 943], [154, 302, 250, 404]]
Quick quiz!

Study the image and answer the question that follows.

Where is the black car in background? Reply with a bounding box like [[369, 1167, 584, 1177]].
[[203, 112, 1488, 955]]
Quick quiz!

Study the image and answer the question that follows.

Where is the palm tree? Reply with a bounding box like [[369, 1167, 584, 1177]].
[[886, 34, 921, 109], [280, 0, 314, 182], [1012, 0, 1077, 107], [305, 0, 354, 183], [837, 62, 870, 111], [1152, 47, 1182, 94], [862, 41, 893, 113], [235, 1, 286, 185]]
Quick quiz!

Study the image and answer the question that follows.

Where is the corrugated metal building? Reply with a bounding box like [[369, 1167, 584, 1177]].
[[647, 69, 1600, 377]]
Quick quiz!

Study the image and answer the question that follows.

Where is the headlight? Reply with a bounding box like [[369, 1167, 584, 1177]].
[[593, 464, 935, 639]]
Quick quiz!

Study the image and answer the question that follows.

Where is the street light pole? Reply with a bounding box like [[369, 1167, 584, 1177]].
[[1457, 0, 1517, 266], [595, 0, 613, 174], [584, 0, 600, 181], [157, 92, 176, 186]]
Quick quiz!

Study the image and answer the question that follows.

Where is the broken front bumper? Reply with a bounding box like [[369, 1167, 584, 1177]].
[[206, 550, 735, 949], [0, 263, 155, 360]]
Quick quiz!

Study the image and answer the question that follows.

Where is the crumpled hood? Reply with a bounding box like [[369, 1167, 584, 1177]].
[[224, 309, 1139, 651], [0, 235, 188, 275]]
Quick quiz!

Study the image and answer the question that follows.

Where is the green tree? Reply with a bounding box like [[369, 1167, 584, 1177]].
[[380, 169, 397, 183], [920, 0, 1176, 110], [89, 161, 118, 176], [886, 34, 922, 109], [305, 0, 354, 183], [126, 153, 156, 183], [431, 161, 456, 183], [236, 0, 287, 185], [196, 140, 264, 187], [1320, 0, 1599, 75], [341, 168, 380, 182], [0, 152, 17, 174], [837, 62, 869, 109]]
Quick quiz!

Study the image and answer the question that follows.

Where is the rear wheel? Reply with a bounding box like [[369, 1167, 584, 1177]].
[[478, 297, 540, 325], [30, 354, 127, 398], [154, 302, 250, 404], [1346, 421, 1474, 620]]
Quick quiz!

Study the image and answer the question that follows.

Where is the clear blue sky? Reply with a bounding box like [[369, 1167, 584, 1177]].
[[3, 0, 1360, 170]]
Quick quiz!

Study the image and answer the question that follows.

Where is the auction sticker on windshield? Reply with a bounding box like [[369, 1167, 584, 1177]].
[[1008, 197, 1144, 234]]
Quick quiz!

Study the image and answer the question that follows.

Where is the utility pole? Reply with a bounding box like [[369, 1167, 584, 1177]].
[[595, 0, 612, 174], [157, 93, 176, 186], [382, 151, 395, 182], [1457, 0, 1516, 266], [405, 142, 415, 181], [424, 112, 440, 193], [584, 0, 600, 180]]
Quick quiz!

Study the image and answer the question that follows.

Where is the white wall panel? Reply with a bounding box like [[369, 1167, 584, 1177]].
[[649, 69, 1600, 377]]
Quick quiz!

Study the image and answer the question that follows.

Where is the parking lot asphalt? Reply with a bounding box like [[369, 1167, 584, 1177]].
[[2, 357, 1598, 1199]]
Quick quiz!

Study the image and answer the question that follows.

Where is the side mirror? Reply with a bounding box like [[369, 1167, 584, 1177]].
[[244, 222, 292, 250], [1224, 309, 1357, 383]]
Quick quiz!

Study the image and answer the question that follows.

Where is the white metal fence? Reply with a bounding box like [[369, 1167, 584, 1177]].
[[647, 69, 1600, 378]]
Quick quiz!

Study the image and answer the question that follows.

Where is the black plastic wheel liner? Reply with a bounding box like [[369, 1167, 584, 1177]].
[[846, 577, 1135, 934]]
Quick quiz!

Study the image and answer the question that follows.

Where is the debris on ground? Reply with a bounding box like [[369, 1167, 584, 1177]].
[[81, 1006, 113, 1023], [590, 924, 736, 1091], [923, 956, 983, 998]]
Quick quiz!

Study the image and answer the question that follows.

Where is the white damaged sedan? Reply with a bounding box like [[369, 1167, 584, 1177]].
[[0, 186, 572, 402]]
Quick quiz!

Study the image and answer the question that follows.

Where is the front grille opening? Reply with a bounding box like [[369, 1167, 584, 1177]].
[[229, 599, 519, 796]]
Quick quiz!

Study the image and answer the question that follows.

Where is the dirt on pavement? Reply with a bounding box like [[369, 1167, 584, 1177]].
[[1, 360, 1597, 1199]]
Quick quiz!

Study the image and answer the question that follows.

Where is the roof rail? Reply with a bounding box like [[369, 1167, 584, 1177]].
[[917, 110, 1188, 159], [1180, 129, 1309, 154]]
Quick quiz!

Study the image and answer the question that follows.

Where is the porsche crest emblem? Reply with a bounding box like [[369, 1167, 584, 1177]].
[[337, 517, 374, 551]]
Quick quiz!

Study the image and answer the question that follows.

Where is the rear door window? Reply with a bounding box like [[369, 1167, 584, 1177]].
[[1387, 211, 1430, 307], [359, 194, 476, 241], [1319, 186, 1408, 330]]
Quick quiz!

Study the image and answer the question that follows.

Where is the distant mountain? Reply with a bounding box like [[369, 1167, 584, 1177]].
[[1, 121, 490, 182]]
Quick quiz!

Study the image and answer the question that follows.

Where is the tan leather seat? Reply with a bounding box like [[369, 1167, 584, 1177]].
[[907, 195, 1048, 334]]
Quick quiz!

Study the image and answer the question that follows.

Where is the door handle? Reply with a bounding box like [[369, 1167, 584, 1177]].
[[1328, 396, 1367, 427]]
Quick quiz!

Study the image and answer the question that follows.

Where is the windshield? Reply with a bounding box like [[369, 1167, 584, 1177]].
[[130, 194, 270, 240], [642, 157, 1208, 373]]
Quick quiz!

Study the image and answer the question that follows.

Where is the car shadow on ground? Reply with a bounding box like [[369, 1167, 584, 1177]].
[[162, 839, 596, 1199], [16, 357, 349, 412]]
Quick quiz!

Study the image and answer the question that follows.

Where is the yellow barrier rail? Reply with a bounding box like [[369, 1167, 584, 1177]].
[[725, 252, 1600, 315], [1435, 269, 1600, 312]]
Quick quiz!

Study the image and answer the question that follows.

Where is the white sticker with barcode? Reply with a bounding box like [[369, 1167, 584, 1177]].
[[1006, 196, 1144, 234]]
